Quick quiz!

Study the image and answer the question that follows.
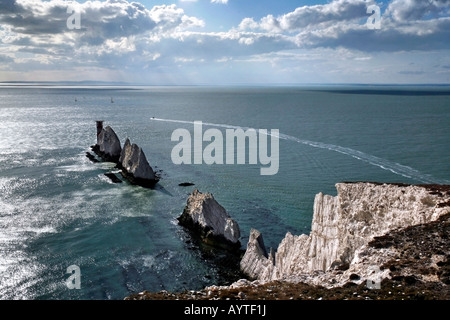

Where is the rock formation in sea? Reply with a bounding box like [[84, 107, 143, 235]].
[[91, 121, 158, 187], [92, 122, 122, 163], [240, 182, 450, 288], [178, 189, 241, 250], [118, 138, 158, 187], [179, 182, 195, 187]]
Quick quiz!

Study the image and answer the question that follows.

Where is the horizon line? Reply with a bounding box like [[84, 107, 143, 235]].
[[1, 81, 450, 87]]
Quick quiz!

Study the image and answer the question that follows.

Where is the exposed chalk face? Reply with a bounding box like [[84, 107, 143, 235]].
[[119, 138, 156, 181], [240, 182, 450, 284], [92, 124, 158, 187], [179, 189, 241, 248], [239, 228, 274, 280]]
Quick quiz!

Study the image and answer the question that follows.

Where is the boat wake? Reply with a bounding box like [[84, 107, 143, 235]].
[[150, 117, 448, 184]]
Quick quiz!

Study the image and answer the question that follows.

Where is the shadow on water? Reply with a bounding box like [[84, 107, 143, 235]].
[[152, 182, 173, 197], [176, 222, 248, 288]]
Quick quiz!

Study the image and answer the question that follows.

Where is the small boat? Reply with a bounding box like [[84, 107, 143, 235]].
[[111, 97, 114, 103]]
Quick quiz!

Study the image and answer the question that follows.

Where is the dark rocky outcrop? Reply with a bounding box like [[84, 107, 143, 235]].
[[104, 172, 122, 184], [85, 152, 99, 163], [179, 182, 195, 187], [178, 189, 241, 251], [92, 125, 122, 163]]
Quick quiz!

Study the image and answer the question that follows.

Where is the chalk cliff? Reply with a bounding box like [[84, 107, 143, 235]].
[[240, 182, 450, 287], [119, 138, 158, 187], [126, 182, 449, 300], [239, 229, 275, 280], [178, 189, 241, 250]]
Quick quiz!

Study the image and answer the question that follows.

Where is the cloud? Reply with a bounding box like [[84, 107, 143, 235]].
[[239, 0, 373, 32], [0, 54, 14, 64], [387, 0, 450, 21], [179, 0, 228, 3], [0, 0, 206, 70], [0, 0, 204, 41], [398, 70, 425, 75], [149, 30, 296, 63], [4, 0, 448, 59], [238, 0, 450, 52], [293, 17, 450, 52], [1, 0, 449, 84], [0, 0, 294, 70]]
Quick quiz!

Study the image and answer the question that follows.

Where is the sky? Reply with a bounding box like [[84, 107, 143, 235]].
[[0, 0, 449, 85]]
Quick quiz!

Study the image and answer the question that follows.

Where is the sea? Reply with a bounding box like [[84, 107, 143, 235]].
[[0, 85, 449, 300]]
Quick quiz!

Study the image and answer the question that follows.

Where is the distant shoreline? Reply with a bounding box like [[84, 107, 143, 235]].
[[1, 83, 450, 97], [1, 81, 450, 88]]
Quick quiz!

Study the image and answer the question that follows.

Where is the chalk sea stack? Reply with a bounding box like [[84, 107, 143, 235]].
[[91, 121, 158, 188], [118, 138, 158, 187], [92, 121, 122, 163], [178, 189, 241, 250]]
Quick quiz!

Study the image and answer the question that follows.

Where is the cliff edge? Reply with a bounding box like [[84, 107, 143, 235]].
[[126, 182, 449, 300], [241, 182, 450, 288]]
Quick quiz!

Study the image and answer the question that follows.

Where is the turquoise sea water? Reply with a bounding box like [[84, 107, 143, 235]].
[[0, 85, 449, 299]]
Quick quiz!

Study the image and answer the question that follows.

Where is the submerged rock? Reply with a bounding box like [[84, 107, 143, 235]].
[[178, 189, 241, 250], [118, 138, 158, 187], [104, 172, 122, 184], [179, 182, 195, 187], [85, 152, 99, 163]]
